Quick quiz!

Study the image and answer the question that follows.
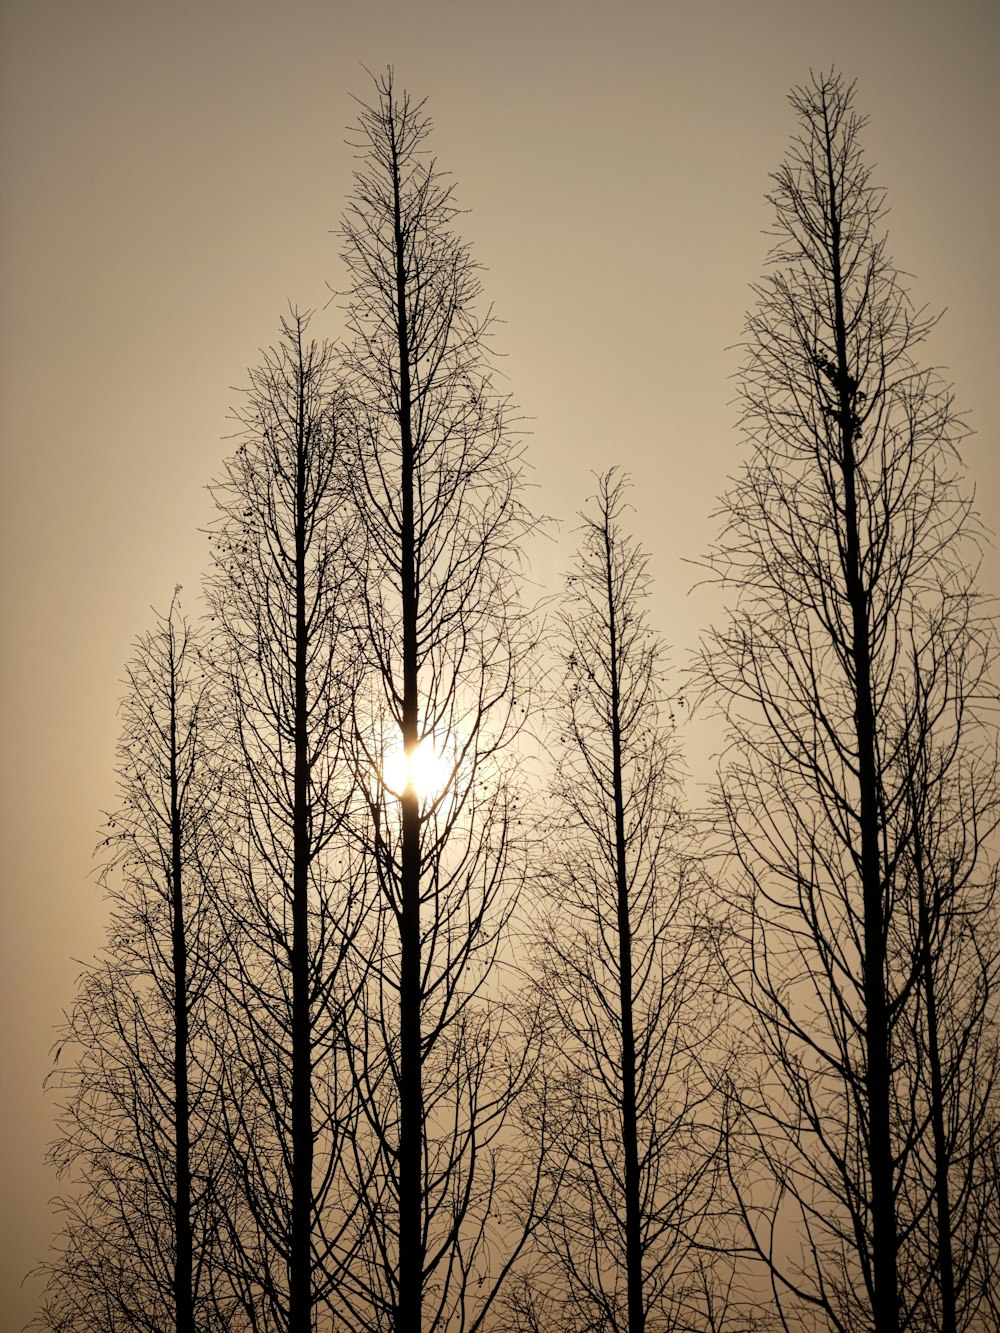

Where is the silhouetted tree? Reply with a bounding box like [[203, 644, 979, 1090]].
[[32, 597, 227, 1332], [206, 312, 367, 1332], [979, 1132, 1000, 1327], [521, 472, 727, 1333], [331, 70, 541, 1333], [698, 71, 999, 1333], [893, 617, 1000, 1331]]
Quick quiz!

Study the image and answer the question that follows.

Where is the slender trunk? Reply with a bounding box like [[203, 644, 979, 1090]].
[[824, 114, 898, 1333], [926, 952, 958, 1332], [603, 521, 644, 1333], [391, 125, 425, 1333], [289, 353, 314, 1332], [169, 642, 195, 1333], [914, 829, 958, 1333]]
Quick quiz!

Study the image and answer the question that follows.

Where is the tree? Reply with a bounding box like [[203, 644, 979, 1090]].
[[892, 612, 1000, 1331], [32, 597, 226, 1332], [332, 70, 540, 1333], [697, 71, 999, 1333], [522, 471, 724, 1333], [205, 312, 367, 1332]]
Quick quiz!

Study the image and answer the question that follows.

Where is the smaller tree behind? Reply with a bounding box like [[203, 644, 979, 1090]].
[[525, 472, 722, 1333], [205, 312, 367, 1332], [894, 616, 1000, 1331], [32, 597, 226, 1332]]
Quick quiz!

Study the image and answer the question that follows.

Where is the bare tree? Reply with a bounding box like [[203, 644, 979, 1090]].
[[697, 71, 999, 1333], [331, 70, 541, 1333], [520, 471, 726, 1333], [205, 312, 367, 1332], [893, 610, 1000, 1331], [32, 596, 227, 1332], [979, 1130, 1000, 1328]]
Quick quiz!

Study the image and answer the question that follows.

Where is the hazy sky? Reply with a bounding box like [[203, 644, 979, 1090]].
[[2, 0, 997, 1322]]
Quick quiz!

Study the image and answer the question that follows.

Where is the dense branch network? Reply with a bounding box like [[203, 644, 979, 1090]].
[[28, 65, 1000, 1333]]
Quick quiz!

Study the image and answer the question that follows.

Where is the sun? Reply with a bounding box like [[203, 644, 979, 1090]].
[[382, 737, 452, 802]]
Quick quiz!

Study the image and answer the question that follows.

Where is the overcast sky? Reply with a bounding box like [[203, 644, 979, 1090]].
[[2, 0, 997, 1322]]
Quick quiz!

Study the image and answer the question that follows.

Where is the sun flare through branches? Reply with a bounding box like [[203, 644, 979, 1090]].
[[380, 737, 452, 803]]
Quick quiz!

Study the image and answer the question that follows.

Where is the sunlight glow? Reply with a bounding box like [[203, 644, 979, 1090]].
[[382, 738, 452, 802]]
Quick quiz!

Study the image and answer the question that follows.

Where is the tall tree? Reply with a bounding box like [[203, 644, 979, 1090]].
[[698, 71, 999, 1333], [523, 472, 722, 1333], [206, 312, 365, 1332], [32, 597, 226, 1332], [333, 70, 539, 1333]]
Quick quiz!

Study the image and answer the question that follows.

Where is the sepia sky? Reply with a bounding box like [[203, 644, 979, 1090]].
[[1, 0, 997, 1322]]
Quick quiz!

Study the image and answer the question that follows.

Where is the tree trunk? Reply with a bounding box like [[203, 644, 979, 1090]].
[[392, 123, 425, 1333], [914, 825, 958, 1333], [289, 359, 314, 1333], [169, 640, 195, 1333], [603, 519, 644, 1333], [823, 115, 898, 1333]]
